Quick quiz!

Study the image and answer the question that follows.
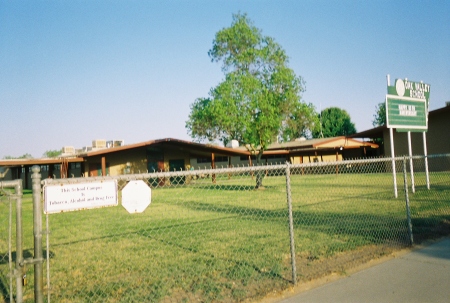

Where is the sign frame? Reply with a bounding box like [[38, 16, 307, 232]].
[[385, 94, 428, 131], [44, 180, 118, 214]]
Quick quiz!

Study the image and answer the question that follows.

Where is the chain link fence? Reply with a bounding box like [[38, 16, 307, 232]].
[[290, 157, 411, 282], [0, 186, 15, 303], [407, 154, 450, 242], [0, 180, 27, 303], [5, 155, 450, 302]]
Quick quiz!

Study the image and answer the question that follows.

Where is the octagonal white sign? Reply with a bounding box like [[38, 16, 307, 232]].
[[122, 180, 151, 213]]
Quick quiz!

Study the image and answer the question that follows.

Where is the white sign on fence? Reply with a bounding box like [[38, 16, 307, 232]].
[[44, 180, 118, 214], [122, 180, 151, 214]]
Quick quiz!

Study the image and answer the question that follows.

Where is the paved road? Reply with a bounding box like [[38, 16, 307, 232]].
[[277, 238, 450, 303]]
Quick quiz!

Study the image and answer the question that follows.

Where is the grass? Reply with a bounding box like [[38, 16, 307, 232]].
[[1, 169, 449, 302]]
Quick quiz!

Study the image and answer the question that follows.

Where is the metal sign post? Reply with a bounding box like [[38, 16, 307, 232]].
[[387, 75, 398, 197]]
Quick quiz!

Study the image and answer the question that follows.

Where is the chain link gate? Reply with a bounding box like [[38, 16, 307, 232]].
[[37, 155, 450, 302], [0, 179, 24, 303], [1, 168, 46, 303]]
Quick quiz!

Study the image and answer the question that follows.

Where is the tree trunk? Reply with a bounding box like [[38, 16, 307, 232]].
[[255, 150, 264, 189]]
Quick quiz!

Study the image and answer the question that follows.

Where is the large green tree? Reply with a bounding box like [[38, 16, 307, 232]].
[[282, 102, 319, 141], [186, 13, 316, 186], [313, 107, 357, 138], [372, 102, 386, 127]]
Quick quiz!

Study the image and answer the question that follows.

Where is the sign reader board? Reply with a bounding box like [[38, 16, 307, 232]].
[[385, 95, 427, 130], [386, 78, 430, 132], [44, 180, 118, 214]]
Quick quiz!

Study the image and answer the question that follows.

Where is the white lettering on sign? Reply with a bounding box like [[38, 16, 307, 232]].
[[398, 104, 417, 116], [410, 89, 426, 99], [44, 180, 118, 214], [402, 79, 430, 100]]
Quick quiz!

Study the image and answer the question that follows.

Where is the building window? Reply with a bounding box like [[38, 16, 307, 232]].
[[197, 157, 211, 163], [70, 163, 81, 169], [265, 155, 285, 160], [240, 155, 256, 161], [215, 156, 228, 162]]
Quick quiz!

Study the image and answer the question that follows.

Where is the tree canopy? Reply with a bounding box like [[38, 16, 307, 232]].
[[43, 149, 62, 158], [2, 153, 33, 159], [313, 107, 357, 138], [372, 102, 386, 127], [186, 13, 317, 155]]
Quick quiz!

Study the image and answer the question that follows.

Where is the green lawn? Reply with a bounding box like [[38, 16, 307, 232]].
[[1, 170, 449, 302]]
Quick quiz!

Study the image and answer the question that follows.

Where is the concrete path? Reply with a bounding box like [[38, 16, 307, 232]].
[[277, 238, 450, 303]]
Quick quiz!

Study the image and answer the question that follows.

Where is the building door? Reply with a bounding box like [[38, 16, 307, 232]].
[[147, 149, 165, 186], [169, 159, 185, 185], [89, 163, 109, 176], [89, 163, 100, 176]]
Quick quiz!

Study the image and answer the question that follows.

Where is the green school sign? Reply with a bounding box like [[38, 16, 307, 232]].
[[386, 78, 430, 132]]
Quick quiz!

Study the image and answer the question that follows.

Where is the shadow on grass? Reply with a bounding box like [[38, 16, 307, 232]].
[[181, 201, 412, 245], [47, 214, 291, 302], [0, 249, 55, 265], [0, 275, 12, 303], [411, 218, 450, 243], [0, 249, 56, 302]]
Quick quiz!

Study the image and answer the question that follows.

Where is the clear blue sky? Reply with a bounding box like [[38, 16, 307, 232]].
[[1, 0, 449, 158]]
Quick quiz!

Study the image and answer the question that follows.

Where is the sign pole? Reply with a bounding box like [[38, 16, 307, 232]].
[[423, 132, 430, 189], [407, 131, 415, 193], [389, 127, 398, 198], [387, 74, 398, 198]]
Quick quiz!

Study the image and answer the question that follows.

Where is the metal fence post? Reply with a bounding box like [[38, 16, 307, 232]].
[[402, 158, 414, 245], [14, 179, 24, 303], [285, 162, 297, 284], [31, 165, 44, 303]]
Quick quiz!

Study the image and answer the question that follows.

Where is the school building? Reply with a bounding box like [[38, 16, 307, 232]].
[[0, 137, 378, 189]]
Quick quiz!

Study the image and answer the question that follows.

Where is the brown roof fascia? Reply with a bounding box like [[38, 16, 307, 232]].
[[345, 138, 379, 148], [82, 138, 250, 158], [260, 150, 289, 155], [0, 157, 84, 167], [80, 139, 158, 157], [347, 125, 386, 139], [157, 140, 250, 157], [267, 137, 346, 151], [310, 136, 346, 148]]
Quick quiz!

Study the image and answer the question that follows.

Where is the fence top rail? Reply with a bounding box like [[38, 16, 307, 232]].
[[42, 163, 289, 185], [292, 157, 391, 169], [0, 179, 21, 188], [40, 153, 450, 186], [411, 153, 450, 159]]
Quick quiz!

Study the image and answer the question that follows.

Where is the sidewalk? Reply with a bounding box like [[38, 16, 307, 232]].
[[277, 237, 450, 303]]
